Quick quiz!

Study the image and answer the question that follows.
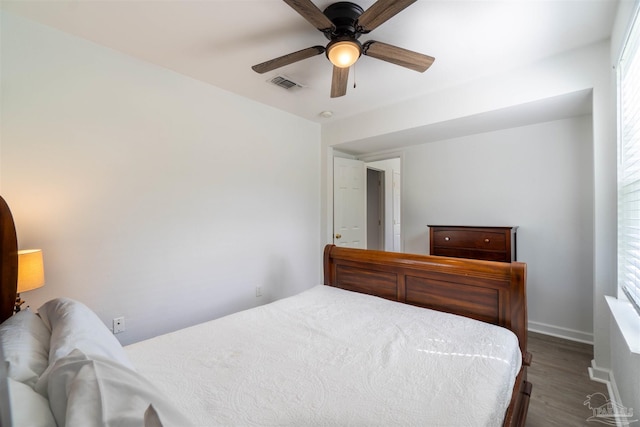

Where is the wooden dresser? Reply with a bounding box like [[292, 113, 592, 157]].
[[428, 225, 518, 262]]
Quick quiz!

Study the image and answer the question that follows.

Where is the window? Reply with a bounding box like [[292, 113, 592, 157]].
[[618, 7, 640, 315]]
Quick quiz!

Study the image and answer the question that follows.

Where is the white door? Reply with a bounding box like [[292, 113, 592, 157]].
[[333, 157, 366, 248], [392, 169, 401, 252]]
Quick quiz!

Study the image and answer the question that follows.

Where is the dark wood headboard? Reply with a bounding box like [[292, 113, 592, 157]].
[[323, 244, 528, 356], [0, 196, 18, 323]]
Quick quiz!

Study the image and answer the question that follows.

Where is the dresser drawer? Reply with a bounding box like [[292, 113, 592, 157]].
[[428, 226, 518, 262], [432, 247, 510, 262], [431, 229, 506, 251]]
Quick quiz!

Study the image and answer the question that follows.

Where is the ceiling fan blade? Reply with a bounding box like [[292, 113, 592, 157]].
[[330, 66, 349, 98], [252, 46, 325, 74], [363, 41, 435, 73], [282, 0, 335, 31], [357, 0, 417, 33]]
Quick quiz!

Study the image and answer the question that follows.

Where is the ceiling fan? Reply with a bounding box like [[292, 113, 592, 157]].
[[252, 0, 435, 98]]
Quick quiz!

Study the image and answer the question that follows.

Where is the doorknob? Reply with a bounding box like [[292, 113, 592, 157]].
[[335, 233, 342, 239]]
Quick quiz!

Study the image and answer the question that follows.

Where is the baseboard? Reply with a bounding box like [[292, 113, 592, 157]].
[[588, 361, 631, 427], [528, 321, 593, 344], [588, 361, 611, 384]]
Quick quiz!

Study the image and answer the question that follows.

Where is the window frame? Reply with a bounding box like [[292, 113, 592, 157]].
[[617, 4, 640, 317]]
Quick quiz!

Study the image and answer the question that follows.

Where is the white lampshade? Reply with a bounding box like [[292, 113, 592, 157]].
[[18, 249, 45, 293], [327, 40, 361, 68]]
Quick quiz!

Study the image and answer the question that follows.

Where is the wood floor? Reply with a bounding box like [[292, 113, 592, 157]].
[[526, 331, 610, 427]]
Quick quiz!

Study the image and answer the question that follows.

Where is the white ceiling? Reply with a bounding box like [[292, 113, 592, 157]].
[[1, 0, 618, 127]]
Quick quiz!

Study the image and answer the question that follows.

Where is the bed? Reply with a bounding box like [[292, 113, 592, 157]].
[[0, 195, 532, 426]]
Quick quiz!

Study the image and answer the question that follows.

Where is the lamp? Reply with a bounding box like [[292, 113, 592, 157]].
[[15, 249, 45, 313], [326, 39, 362, 68]]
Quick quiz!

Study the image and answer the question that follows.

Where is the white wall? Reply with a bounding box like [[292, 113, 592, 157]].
[[0, 12, 322, 345], [402, 116, 594, 340]]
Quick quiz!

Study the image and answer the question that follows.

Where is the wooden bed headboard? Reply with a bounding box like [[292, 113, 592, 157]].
[[0, 196, 18, 324], [323, 244, 528, 355]]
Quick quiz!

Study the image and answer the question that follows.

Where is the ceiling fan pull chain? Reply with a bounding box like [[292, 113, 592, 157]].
[[353, 64, 357, 89]]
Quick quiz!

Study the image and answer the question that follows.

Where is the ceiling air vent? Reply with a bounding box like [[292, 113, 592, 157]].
[[269, 75, 303, 90]]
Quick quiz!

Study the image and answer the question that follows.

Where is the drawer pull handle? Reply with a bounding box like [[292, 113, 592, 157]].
[[444, 237, 450, 241], [484, 238, 490, 243]]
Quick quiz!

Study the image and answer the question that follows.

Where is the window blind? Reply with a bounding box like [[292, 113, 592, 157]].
[[618, 8, 640, 314]]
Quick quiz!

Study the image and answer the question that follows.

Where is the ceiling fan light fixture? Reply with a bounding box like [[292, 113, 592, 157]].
[[326, 39, 362, 68]]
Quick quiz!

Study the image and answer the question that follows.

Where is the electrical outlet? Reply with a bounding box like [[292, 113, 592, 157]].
[[113, 317, 125, 334], [255, 286, 262, 297]]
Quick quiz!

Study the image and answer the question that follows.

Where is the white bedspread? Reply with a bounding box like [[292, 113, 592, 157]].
[[126, 285, 521, 426]]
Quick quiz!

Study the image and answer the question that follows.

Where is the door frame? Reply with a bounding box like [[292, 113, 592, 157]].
[[328, 150, 404, 252]]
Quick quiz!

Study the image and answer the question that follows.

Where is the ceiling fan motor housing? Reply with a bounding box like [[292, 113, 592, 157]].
[[323, 2, 364, 39]]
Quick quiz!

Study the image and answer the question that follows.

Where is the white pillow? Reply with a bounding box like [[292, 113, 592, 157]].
[[38, 297, 134, 370], [0, 309, 50, 388], [40, 349, 193, 427], [7, 377, 56, 427]]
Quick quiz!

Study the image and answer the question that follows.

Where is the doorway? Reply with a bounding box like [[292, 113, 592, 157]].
[[365, 157, 401, 252], [332, 155, 401, 251], [367, 168, 385, 250]]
